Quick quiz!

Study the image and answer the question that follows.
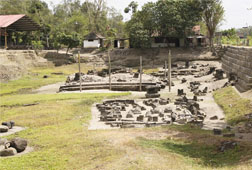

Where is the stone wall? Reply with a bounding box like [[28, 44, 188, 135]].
[[222, 46, 252, 92]]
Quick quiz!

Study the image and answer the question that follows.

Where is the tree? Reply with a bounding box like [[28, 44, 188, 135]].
[[126, 13, 151, 48], [124, 1, 138, 14], [202, 0, 224, 50], [59, 33, 81, 55], [82, 0, 107, 32], [107, 7, 125, 38], [125, 0, 204, 48]]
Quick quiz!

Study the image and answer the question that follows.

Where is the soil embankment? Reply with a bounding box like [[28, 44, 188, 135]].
[[108, 47, 218, 68], [0, 47, 217, 82], [0, 50, 50, 82]]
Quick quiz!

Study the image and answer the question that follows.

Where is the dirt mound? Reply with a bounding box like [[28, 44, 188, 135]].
[[0, 50, 50, 82], [42, 52, 76, 66]]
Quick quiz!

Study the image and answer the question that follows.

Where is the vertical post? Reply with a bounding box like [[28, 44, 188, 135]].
[[164, 61, 167, 79], [139, 56, 142, 91], [168, 50, 172, 92], [108, 49, 112, 91], [0, 28, 1, 46], [5, 28, 7, 49], [93, 63, 96, 73], [78, 51, 82, 92]]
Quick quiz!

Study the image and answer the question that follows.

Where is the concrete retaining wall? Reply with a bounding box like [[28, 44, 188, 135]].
[[222, 46, 252, 92]]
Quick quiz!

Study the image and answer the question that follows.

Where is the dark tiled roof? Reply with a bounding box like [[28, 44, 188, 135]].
[[84, 32, 105, 40]]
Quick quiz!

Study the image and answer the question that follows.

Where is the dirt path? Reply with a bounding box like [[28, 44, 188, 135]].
[[233, 87, 252, 101], [32, 82, 64, 94]]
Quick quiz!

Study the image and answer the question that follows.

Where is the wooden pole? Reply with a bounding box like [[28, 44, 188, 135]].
[[168, 50, 172, 92], [139, 56, 142, 91], [4, 28, 7, 49], [164, 60, 167, 79], [0, 28, 1, 46], [78, 51, 82, 92], [108, 49, 112, 91]]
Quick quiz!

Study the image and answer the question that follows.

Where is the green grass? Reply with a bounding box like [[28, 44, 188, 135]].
[[137, 137, 250, 168], [1, 65, 252, 169], [0, 63, 104, 96], [0, 73, 65, 95], [213, 87, 252, 125], [0, 92, 129, 170], [0, 93, 131, 107]]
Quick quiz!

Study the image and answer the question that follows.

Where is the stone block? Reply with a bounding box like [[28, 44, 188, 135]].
[[136, 115, 144, 122], [153, 117, 158, 122], [10, 138, 28, 153], [0, 148, 17, 157], [0, 126, 8, 133], [223, 133, 235, 137], [213, 128, 222, 135], [145, 93, 160, 98]]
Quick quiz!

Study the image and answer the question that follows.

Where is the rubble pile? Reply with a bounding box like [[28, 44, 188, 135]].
[[151, 62, 218, 79], [188, 81, 208, 96], [95, 98, 207, 128], [174, 96, 206, 125], [0, 121, 15, 133], [0, 137, 28, 157]]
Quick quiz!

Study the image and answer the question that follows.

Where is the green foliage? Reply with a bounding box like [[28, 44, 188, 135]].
[[0, 0, 124, 50], [127, 20, 151, 48], [124, 1, 138, 14], [31, 40, 43, 50], [59, 33, 81, 54], [222, 28, 237, 39], [126, 0, 204, 48], [50, 31, 62, 52], [156, 0, 203, 37]]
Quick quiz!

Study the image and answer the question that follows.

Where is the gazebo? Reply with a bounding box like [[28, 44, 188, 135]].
[[0, 14, 41, 49]]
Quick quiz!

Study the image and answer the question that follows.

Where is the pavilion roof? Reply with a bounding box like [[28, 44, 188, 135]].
[[0, 14, 40, 31]]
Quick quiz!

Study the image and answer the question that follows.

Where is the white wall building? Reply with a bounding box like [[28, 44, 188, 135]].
[[83, 32, 105, 48]]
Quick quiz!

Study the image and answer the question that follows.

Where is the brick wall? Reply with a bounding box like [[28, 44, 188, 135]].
[[222, 46, 252, 92]]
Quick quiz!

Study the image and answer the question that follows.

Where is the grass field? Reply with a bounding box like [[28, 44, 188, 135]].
[[0, 65, 252, 170], [0, 63, 103, 95], [213, 87, 252, 125]]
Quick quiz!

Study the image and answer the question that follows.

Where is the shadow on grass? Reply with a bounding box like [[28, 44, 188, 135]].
[[138, 137, 252, 168]]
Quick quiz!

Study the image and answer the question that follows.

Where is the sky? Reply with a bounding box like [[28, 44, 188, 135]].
[[44, 0, 252, 30]]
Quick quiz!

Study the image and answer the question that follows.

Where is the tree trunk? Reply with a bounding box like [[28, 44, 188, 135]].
[[66, 47, 69, 56]]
